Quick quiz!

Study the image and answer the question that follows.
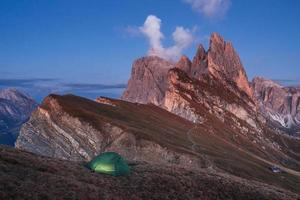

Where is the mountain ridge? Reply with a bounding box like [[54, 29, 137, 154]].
[[0, 88, 37, 145], [16, 93, 300, 193]]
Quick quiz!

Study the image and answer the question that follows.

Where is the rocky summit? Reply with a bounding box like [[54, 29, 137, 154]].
[[14, 33, 300, 198], [122, 33, 257, 129], [122, 33, 253, 107], [121, 56, 174, 106]]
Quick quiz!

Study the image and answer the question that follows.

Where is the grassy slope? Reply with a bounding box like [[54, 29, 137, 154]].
[[40, 94, 300, 194]]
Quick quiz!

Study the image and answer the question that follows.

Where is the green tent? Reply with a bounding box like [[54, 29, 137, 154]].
[[87, 152, 130, 176]]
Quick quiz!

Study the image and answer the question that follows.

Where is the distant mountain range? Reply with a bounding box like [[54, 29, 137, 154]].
[[0, 88, 37, 145], [253, 77, 300, 137], [12, 33, 300, 197]]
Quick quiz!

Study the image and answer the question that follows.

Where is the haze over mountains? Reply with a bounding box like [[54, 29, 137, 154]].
[[0, 79, 126, 103], [7, 33, 300, 199]]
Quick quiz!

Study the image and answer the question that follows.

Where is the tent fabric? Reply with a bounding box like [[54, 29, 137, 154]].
[[87, 152, 130, 176]]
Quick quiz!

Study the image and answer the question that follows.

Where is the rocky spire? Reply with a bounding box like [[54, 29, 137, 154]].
[[122, 33, 254, 106], [193, 44, 207, 64], [206, 33, 253, 97], [176, 55, 192, 74], [191, 44, 207, 77]]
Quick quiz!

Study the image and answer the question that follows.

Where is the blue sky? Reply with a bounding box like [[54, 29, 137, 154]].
[[0, 0, 300, 100]]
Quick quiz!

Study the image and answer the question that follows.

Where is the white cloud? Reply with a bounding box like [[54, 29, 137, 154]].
[[140, 15, 164, 53], [139, 15, 194, 61], [184, 0, 231, 18]]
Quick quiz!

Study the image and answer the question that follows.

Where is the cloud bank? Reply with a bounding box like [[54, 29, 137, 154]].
[[184, 0, 231, 18], [0, 79, 126, 102], [0, 78, 56, 88], [140, 15, 194, 61], [61, 83, 126, 90]]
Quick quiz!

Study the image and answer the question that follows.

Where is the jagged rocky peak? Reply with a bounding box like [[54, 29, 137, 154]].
[[122, 33, 254, 105], [191, 44, 207, 77], [194, 44, 207, 62], [176, 55, 192, 74], [121, 56, 174, 106], [206, 33, 253, 97], [121, 33, 257, 126]]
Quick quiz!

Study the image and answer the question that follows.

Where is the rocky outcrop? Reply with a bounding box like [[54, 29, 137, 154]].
[[122, 33, 258, 130], [123, 33, 253, 104], [191, 44, 208, 78], [0, 88, 37, 145], [206, 33, 253, 98], [121, 56, 174, 106], [176, 55, 192, 74], [164, 67, 261, 133], [252, 77, 300, 136], [189, 33, 253, 98]]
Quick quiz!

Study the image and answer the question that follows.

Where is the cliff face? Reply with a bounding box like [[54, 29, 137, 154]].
[[122, 33, 258, 131], [164, 68, 259, 129], [123, 33, 253, 102], [0, 88, 37, 145], [121, 56, 173, 106], [120, 32, 300, 139], [252, 77, 300, 137], [206, 33, 253, 98]]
